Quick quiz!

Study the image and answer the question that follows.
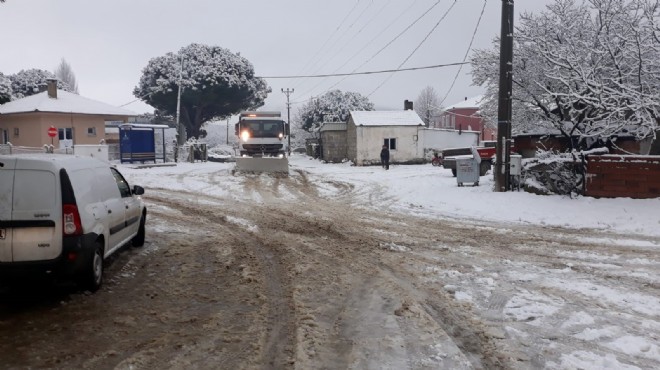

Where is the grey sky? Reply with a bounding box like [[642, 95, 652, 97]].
[[0, 0, 555, 116]]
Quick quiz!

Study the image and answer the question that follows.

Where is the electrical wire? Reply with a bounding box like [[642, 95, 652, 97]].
[[258, 62, 468, 79], [367, 0, 458, 97], [291, 0, 363, 90], [439, 0, 487, 106], [291, 0, 440, 104]]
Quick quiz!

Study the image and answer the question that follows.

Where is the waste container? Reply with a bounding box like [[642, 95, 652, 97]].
[[456, 156, 480, 186]]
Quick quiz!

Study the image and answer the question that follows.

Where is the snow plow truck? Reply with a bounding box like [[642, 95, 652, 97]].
[[234, 111, 289, 173]]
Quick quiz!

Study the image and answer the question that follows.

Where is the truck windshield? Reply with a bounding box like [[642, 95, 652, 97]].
[[241, 120, 284, 138]]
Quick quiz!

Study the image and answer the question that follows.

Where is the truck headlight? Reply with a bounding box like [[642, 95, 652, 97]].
[[241, 131, 250, 141], [278, 133, 284, 140]]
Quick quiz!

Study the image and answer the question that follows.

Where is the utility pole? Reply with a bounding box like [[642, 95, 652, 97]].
[[281, 88, 294, 155], [175, 55, 185, 151], [226, 118, 229, 145], [495, 0, 514, 192]]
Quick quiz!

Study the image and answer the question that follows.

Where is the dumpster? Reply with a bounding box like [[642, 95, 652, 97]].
[[456, 156, 480, 186], [456, 147, 482, 186]]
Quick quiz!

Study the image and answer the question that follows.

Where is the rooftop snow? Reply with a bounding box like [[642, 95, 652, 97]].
[[0, 90, 136, 116], [350, 110, 424, 127], [444, 95, 484, 110]]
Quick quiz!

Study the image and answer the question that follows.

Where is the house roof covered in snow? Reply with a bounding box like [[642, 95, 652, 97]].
[[444, 95, 484, 111], [0, 90, 136, 116], [350, 110, 424, 127]]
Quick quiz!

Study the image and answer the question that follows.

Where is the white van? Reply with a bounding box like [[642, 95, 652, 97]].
[[0, 154, 146, 291]]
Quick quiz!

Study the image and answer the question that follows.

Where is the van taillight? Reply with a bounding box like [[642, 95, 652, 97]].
[[63, 204, 82, 236]]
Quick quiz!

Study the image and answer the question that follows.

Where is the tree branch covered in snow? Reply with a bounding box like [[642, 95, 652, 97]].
[[133, 43, 271, 139], [471, 0, 660, 150], [0, 73, 11, 104], [296, 90, 374, 132], [8, 69, 72, 100]]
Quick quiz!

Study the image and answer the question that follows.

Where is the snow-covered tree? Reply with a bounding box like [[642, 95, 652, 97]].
[[133, 43, 271, 140], [414, 86, 441, 127], [0, 73, 12, 104], [54, 58, 79, 94], [471, 0, 660, 150], [9, 69, 72, 99], [296, 90, 374, 132]]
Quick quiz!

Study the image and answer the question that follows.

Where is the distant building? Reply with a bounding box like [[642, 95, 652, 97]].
[[0, 79, 135, 149], [433, 95, 495, 143]]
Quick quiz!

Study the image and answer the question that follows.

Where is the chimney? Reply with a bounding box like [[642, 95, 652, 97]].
[[404, 100, 413, 110], [46, 79, 58, 99]]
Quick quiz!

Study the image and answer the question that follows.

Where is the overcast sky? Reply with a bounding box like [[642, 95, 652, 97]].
[[0, 0, 555, 117]]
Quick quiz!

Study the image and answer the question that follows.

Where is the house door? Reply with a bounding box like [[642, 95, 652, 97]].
[[58, 128, 73, 150], [1, 129, 7, 144]]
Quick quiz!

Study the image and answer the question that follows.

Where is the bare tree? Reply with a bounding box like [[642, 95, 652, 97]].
[[414, 86, 441, 127], [54, 58, 79, 94]]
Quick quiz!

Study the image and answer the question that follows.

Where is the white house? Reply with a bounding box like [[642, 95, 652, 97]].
[[347, 110, 424, 166]]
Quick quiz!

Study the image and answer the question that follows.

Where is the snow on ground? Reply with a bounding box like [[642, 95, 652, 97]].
[[116, 154, 659, 369], [119, 153, 659, 238]]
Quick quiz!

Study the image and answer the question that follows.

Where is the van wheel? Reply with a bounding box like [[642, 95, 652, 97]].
[[132, 213, 146, 247], [81, 242, 103, 292]]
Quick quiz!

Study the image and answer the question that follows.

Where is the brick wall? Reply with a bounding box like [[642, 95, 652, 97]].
[[585, 155, 660, 198]]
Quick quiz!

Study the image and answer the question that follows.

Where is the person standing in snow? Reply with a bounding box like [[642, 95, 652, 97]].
[[380, 144, 390, 170]]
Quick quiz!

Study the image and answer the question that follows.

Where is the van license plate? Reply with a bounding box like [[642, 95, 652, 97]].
[[0, 229, 5, 240]]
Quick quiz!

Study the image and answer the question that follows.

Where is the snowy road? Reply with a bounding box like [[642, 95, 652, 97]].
[[0, 158, 658, 369]]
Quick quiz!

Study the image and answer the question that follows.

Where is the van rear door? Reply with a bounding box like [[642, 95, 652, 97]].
[[11, 160, 61, 262], [0, 157, 17, 262]]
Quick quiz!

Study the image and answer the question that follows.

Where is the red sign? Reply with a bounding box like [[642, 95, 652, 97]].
[[47, 126, 57, 138]]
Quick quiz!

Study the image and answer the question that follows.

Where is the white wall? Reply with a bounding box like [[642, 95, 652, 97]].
[[419, 128, 479, 153], [356, 126, 420, 165]]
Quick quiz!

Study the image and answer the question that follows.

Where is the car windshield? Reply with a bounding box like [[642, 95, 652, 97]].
[[242, 120, 284, 138]]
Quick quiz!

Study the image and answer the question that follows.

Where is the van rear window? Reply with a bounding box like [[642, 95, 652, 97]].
[[13, 170, 56, 211]]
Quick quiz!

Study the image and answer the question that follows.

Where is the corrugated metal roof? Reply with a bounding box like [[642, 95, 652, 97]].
[[350, 110, 424, 126], [0, 90, 136, 116]]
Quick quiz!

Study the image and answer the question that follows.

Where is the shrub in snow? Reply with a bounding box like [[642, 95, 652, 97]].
[[521, 148, 608, 197]]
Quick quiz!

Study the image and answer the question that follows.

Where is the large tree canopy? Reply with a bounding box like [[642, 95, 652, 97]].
[[9, 69, 72, 100], [471, 0, 660, 150], [296, 90, 374, 132], [134, 43, 271, 140]]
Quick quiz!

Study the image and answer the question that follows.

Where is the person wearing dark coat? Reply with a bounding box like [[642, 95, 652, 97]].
[[380, 144, 390, 170]]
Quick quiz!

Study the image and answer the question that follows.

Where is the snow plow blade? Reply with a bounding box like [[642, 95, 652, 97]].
[[234, 157, 289, 174]]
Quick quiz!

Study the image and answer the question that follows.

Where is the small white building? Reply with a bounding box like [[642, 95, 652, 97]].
[[347, 110, 424, 166]]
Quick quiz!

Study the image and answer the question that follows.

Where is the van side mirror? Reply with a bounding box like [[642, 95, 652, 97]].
[[132, 185, 145, 195]]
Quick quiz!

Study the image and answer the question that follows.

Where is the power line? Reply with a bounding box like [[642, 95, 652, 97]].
[[291, 0, 440, 103], [291, 0, 363, 90], [439, 0, 487, 106], [368, 0, 459, 97], [258, 62, 468, 79]]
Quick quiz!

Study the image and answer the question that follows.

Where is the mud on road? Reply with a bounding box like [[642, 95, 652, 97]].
[[0, 168, 658, 369]]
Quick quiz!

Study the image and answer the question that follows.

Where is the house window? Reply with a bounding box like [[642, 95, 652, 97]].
[[87, 127, 97, 136], [384, 138, 397, 150], [2, 129, 8, 144], [13, 128, 19, 137], [58, 127, 73, 141]]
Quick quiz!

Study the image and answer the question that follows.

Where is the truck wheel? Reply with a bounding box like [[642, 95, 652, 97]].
[[451, 169, 457, 177], [81, 242, 104, 292], [132, 212, 146, 247]]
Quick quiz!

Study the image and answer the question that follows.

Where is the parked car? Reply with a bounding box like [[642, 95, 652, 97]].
[[0, 154, 146, 291]]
